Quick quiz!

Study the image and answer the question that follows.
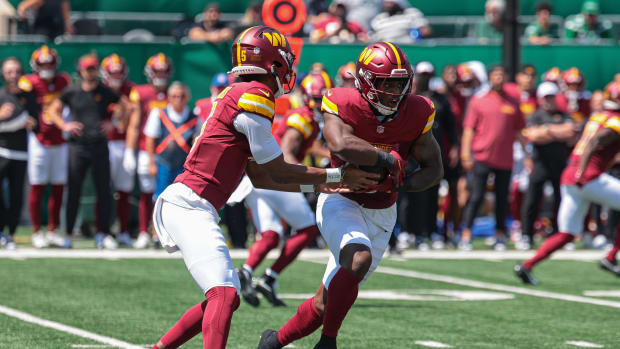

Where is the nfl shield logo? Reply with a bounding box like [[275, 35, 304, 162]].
[[376, 125, 385, 134], [253, 47, 260, 54]]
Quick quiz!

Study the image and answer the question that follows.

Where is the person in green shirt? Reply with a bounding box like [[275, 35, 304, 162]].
[[525, 1, 559, 45], [564, 0, 613, 42], [473, 0, 504, 44]]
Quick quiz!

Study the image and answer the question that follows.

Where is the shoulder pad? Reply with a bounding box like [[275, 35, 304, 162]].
[[18, 76, 33, 92], [237, 85, 275, 119], [286, 113, 314, 139], [129, 87, 140, 103], [604, 116, 620, 135], [321, 89, 339, 115]]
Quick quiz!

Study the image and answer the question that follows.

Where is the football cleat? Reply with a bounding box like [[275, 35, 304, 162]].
[[257, 329, 282, 349], [32, 231, 49, 248], [514, 263, 539, 285], [4, 235, 16, 250], [237, 267, 260, 307], [314, 334, 337, 349], [103, 235, 119, 250], [95, 232, 105, 249], [134, 232, 151, 249], [255, 274, 286, 307], [46, 231, 65, 247], [116, 232, 133, 248], [599, 258, 620, 277]]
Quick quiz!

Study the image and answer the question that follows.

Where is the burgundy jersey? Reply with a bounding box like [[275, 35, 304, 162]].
[[106, 81, 134, 141], [322, 87, 436, 209], [504, 82, 538, 117], [129, 84, 168, 150], [194, 96, 215, 126], [19, 73, 70, 146], [273, 106, 320, 162], [556, 92, 591, 124], [561, 111, 620, 185], [175, 81, 276, 210]]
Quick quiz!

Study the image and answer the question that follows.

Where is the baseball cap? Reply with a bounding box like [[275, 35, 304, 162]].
[[79, 56, 99, 70], [211, 73, 229, 87], [415, 61, 435, 75], [536, 81, 559, 98], [582, 0, 600, 15]]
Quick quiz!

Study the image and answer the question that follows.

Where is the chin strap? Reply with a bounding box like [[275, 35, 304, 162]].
[[270, 65, 284, 98]]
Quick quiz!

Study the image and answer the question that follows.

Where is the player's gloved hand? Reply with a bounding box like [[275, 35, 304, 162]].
[[123, 148, 137, 173], [388, 150, 407, 187]]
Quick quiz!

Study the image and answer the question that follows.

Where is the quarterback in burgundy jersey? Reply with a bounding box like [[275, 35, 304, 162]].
[[236, 71, 333, 308], [99, 54, 134, 246], [258, 42, 443, 349], [149, 26, 376, 349], [515, 88, 620, 284], [124, 53, 171, 248], [20, 45, 71, 248]]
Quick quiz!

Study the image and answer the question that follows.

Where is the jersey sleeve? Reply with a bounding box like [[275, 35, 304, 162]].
[[285, 112, 315, 139], [420, 96, 436, 134], [129, 87, 141, 103], [604, 116, 620, 135], [143, 107, 162, 139], [236, 86, 275, 120], [321, 89, 339, 115]]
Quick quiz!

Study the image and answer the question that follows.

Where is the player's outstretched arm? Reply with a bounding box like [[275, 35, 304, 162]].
[[246, 160, 374, 193], [403, 131, 443, 192], [323, 112, 384, 166]]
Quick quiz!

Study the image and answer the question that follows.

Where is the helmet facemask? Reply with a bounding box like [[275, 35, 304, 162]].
[[271, 48, 296, 98], [356, 68, 411, 116]]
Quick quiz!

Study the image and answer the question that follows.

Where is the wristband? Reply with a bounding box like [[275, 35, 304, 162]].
[[300, 184, 315, 192], [375, 150, 396, 168], [325, 168, 342, 183]]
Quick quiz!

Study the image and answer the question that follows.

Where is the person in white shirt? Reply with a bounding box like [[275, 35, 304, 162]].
[[370, 0, 431, 43]]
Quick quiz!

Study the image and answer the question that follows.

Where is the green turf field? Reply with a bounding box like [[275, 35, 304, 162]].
[[0, 254, 619, 349]]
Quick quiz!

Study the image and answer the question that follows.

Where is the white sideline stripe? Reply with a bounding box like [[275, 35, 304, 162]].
[[0, 305, 145, 349], [565, 340, 604, 348], [583, 290, 620, 297], [414, 340, 452, 348], [375, 266, 620, 309], [0, 248, 606, 261], [72, 346, 152, 348]]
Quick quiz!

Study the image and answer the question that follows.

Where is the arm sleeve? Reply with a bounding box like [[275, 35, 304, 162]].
[[233, 112, 282, 164], [143, 108, 162, 138]]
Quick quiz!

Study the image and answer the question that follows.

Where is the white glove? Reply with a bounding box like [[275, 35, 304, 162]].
[[123, 148, 137, 173]]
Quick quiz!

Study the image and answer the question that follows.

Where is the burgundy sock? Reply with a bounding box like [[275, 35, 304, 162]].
[[322, 268, 363, 338], [277, 297, 323, 346], [28, 185, 45, 232], [48, 185, 64, 231], [245, 230, 280, 270], [159, 301, 206, 348], [523, 232, 574, 270], [116, 191, 130, 232], [271, 225, 320, 274], [202, 286, 240, 349], [139, 192, 153, 233], [606, 224, 620, 263]]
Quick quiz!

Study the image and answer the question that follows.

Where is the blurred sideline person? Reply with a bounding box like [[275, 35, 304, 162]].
[[144, 82, 198, 200], [99, 53, 135, 247], [0, 57, 38, 249], [236, 71, 333, 308], [149, 26, 377, 349], [48, 54, 125, 249], [257, 41, 443, 349], [21, 45, 70, 248], [515, 92, 620, 284], [125, 53, 172, 249]]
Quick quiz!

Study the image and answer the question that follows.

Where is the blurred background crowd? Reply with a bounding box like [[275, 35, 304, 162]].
[[0, 0, 618, 254]]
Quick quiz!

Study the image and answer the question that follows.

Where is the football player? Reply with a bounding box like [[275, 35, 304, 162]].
[[236, 71, 333, 307], [257, 41, 443, 349], [20, 45, 70, 248], [99, 53, 135, 247], [149, 26, 378, 349], [335, 62, 356, 88], [515, 85, 620, 284], [124, 53, 172, 249], [556, 67, 591, 126]]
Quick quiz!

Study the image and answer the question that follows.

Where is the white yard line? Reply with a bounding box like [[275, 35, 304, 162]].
[[565, 340, 604, 348], [375, 266, 620, 309], [0, 304, 145, 349], [72, 346, 152, 348], [414, 340, 453, 348], [0, 248, 606, 261], [583, 290, 620, 298]]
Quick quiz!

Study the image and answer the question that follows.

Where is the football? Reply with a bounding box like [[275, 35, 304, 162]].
[[359, 165, 388, 182]]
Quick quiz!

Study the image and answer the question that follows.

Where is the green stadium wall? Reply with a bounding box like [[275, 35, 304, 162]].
[[0, 42, 615, 101]]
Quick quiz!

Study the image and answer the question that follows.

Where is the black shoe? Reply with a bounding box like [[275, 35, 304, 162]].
[[256, 274, 286, 307], [237, 267, 260, 307], [314, 334, 337, 349], [514, 263, 539, 285], [257, 329, 282, 349], [599, 258, 620, 277]]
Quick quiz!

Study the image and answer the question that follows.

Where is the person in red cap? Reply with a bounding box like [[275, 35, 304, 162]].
[[47, 54, 127, 248], [556, 67, 591, 126]]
